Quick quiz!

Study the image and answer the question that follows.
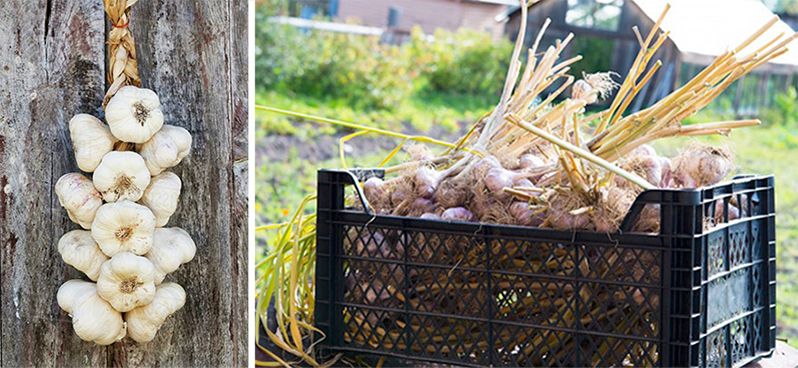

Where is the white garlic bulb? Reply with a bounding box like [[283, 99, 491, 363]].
[[68, 114, 118, 173], [139, 125, 192, 175], [55, 173, 103, 229], [126, 282, 186, 342], [92, 151, 151, 202], [105, 86, 165, 143], [91, 201, 156, 256], [57, 280, 126, 345], [147, 228, 196, 284], [58, 230, 109, 281], [96, 252, 157, 312], [571, 79, 597, 104], [140, 172, 182, 227]]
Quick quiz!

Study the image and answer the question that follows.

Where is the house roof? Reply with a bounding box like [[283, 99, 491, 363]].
[[634, 0, 798, 68], [469, 0, 520, 6], [497, 0, 798, 68]]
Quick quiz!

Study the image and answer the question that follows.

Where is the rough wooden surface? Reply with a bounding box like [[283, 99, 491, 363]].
[[0, 0, 248, 366]]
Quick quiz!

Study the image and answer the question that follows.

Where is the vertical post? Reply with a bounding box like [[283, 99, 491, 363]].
[[484, 226, 493, 366], [765, 177, 777, 354], [315, 170, 349, 348]]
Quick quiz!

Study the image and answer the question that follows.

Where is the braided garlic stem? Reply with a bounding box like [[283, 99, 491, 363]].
[[103, 0, 142, 108]]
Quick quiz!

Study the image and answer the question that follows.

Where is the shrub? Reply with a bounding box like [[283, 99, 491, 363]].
[[255, 20, 319, 92], [255, 5, 514, 110], [288, 31, 414, 109], [409, 27, 513, 96], [255, 9, 413, 109]]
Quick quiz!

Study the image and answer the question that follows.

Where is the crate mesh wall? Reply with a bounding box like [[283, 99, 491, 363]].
[[315, 170, 776, 367]]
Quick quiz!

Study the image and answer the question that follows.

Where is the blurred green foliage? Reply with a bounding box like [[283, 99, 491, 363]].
[[255, 6, 513, 111], [408, 27, 513, 95], [569, 35, 615, 80], [256, 24, 413, 109]]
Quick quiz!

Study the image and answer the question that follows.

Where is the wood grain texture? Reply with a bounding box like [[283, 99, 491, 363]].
[[0, 0, 248, 366]]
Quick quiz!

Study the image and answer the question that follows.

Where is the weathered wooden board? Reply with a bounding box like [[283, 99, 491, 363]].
[[0, 0, 248, 366]]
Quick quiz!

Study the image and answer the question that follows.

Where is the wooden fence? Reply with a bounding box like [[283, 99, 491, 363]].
[[0, 0, 248, 366]]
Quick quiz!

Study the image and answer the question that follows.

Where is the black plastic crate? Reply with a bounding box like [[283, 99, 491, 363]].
[[315, 169, 776, 367]]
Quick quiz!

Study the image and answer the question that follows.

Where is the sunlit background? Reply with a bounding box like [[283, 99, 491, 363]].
[[255, 0, 798, 347]]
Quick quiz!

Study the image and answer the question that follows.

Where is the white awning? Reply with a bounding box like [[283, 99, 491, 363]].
[[634, 0, 798, 69]]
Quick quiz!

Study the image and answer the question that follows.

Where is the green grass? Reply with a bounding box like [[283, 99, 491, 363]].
[[256, 104, 798, 348]]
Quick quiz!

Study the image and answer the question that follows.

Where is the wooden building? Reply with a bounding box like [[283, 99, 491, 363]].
[[335, 0, 518, 41], [499, 0, 798, 116], [278, 0, 519, 41]]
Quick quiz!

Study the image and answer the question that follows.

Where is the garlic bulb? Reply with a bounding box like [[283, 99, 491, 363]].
[[105, 86, 164, 143], [93, 151, 151, 202], [57, 280, 126, 345], [126, 282, 186, 342], [139, 125, 192, 175], [147, 227, 196, 284], [91, 201, 156, 256], [140, 172, 182, 227], [55, 173, 103, 229], [571, 79, 597, 104], [96, 252, 156, 312], [58, 230, 109, 281], [68, 114, 118, 173]]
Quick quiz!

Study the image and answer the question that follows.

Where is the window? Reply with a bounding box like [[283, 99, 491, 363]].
[[565, 0, 624, 31], [286, 0, 332, 18]]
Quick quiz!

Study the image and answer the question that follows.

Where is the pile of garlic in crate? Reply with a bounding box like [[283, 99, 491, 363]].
[[55, 86, 195, 345]]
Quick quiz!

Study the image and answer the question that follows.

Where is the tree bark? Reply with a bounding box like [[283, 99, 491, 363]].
[[0, 0, 248, 366]]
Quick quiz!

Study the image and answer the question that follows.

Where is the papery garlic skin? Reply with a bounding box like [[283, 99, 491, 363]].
[[69, 114, 118, 173], [58, 230, 109, 281], [55, 173, 103, 229], [147, 228, 196, 284], [96, 252, 157, 312], [57, 280, 126, 345], [93, 151, 151, 202], [126, 282, 186, 342], [91, 201, 156, 256], [140, 172, 182, 227], [139, 125, 192, 175], [105, 86, 164, 144]]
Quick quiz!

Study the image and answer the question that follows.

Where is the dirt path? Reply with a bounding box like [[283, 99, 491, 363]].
[[257, 122, 469, 164]]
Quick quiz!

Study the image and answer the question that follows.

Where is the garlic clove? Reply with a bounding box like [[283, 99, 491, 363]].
[[93, 151, 151, 202], [140, 172, 182, 227], [57, 279, 126, 345], [96, 252, 157, 312], [68, 114, 118, 173], [91, 201, 156, 257], [126, 282, 186, 343], [105, 86, 165, 143], [139, 125, 192, 175], [55, 173, 103, 229], [58, 230, 110, 281], [146, 227, 196, 285]]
